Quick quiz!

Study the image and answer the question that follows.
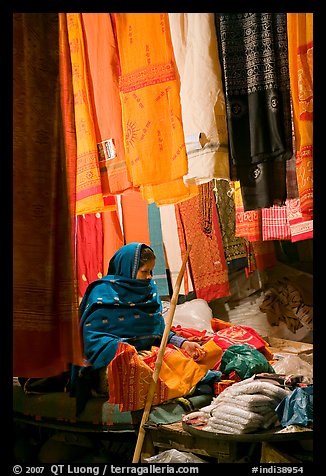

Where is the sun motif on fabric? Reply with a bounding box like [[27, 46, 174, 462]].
[[126, 120, 139, 147]]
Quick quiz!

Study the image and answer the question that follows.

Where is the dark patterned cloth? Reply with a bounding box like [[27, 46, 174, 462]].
[[213, 179, 248, 271], [215, 13, 293, 211]]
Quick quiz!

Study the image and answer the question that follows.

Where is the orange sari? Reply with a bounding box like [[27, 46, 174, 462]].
[[81, 13, 133, 195], [287, 14, 313, 221], [233, 181, 263, 242], [112, 13, 198, 205], [108, 339, 222, 412], [64, 14, 104, 215]]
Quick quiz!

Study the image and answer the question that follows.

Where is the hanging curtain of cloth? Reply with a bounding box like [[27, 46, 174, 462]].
[[168, 13, 230, 185], [215, 13, 293, 212], [102, 208, 125, 276], [13, 13, 83, 377], [175, 182, 230, 302], [287, 13, 313, 222], [159, 204, 194, 295], [213, 179, 248, 271], [148, 203, 170, 296], [59, 13, 77, 225], [251, 241, 277, 272], [81, 13, 133, 196], [233, 180, 263, 241], [64, 14, 106, 215], [77, 213, 104, 298], [121, 190, 151, 244], [112, 13, 198, 206]]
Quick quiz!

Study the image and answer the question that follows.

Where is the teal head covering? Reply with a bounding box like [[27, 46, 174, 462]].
[[107, 242, 144, 278]]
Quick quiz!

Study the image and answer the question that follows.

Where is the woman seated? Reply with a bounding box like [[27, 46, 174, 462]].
[[73, 242, 221, 413]]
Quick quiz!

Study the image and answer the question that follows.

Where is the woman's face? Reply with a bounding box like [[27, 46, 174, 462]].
[[136, 259, 155, 280]]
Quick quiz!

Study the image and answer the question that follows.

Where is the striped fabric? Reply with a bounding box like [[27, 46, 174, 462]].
[[261, 206, 291, 241]]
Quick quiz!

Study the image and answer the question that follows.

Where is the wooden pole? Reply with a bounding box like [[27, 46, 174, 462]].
[[132, 244, 192, 463]]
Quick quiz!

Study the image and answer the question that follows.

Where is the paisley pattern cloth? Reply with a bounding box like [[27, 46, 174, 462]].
[[175, 183, 230, 302], [215, 13, 293, 211]]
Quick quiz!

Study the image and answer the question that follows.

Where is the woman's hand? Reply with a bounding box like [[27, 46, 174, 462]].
[[181, 340, 206, 361]]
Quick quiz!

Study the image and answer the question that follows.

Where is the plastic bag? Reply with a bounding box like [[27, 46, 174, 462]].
[[275, 385, 313, 427], [164, 298, 213, 332], [144, 449, 206, 463], [219, 344, 275, 380], [272, 355, 313, 384]]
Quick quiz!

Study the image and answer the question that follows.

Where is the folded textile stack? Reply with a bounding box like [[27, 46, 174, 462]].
[[183, 376, 290, 434]]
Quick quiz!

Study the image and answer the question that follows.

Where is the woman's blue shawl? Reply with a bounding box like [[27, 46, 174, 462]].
[[79, 243, 167, 371]]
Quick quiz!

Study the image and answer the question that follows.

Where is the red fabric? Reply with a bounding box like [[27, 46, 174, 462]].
[[251, 241, 277, 271], [77, 213, 104, 298], [212, 325, 268, 352], [211, 318, 234, 332], [175, 186, 230, 302], [211, 325, 272, 371], [171, 325, 209, 342], [286, 198, 313, 242], [261, 205, 291, 241], [102, 209, 124, 275]]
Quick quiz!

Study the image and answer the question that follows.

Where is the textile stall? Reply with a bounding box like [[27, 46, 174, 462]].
[[13, 12, 313, 465]]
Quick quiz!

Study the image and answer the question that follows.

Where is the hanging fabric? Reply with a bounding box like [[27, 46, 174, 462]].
[[286, 198, 313, 242], [213, 179, 248, 271], [102, 207, 125, 275], [77, 213, 104, 298], [261, 206, 292, 241], [148, 203, 170, 296], [81, 13, 133, 195], [59, 13, 77, 223], [112, 13, 198, 205], [168, 13, 230, 185], [121, 190, 151, 245], [175, 182, 230, 302], [13, 13, 83, 376], [159, 204, 194, 295], [287, 13, 313, 222], [251, 241, 277, 272], [233, 180, 263, 241], [64, 14, 106, 215], [215, 13, 293, 211]]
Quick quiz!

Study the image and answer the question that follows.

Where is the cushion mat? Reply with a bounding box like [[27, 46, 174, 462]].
[[13, 380, 211, 432]]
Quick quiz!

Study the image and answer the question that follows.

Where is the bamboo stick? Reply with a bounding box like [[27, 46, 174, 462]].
[[132, 244, 192, 463]]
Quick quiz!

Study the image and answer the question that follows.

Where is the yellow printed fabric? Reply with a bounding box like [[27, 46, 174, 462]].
[[66, 14, 104, 215], [108, 339, 223, 411], [113, 13, 198, 205], [287, 13, 313, 220]]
